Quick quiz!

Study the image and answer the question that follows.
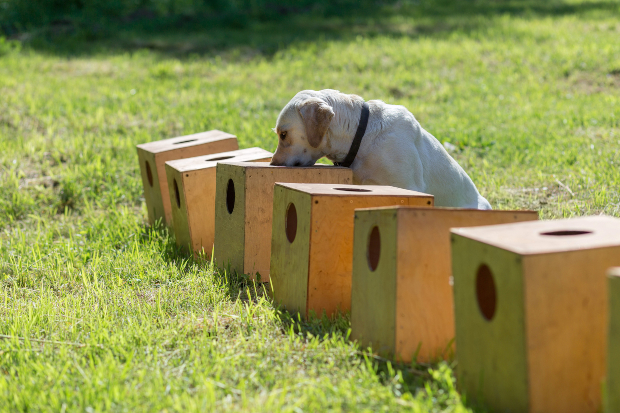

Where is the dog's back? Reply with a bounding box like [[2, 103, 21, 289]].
[[361, 100, 491, 209]]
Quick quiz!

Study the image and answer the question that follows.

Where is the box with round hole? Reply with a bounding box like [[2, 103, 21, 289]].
[[136, 130, 238, 226], [164, 147, 272, 257], [213, 162, 353, 282], [450, 216, 620, 413], [349, 207, 538, 363], [270, 183, 434, 318], [607, 267, 620, 413]]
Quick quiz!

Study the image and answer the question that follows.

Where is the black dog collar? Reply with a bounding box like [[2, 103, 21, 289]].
[[333, 102, 370, 168]]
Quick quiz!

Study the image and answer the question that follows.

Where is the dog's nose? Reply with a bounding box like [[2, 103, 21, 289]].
[[270, 159, 283, 166]]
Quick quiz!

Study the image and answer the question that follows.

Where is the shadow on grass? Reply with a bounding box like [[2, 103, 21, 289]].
[[273, 306, 426, 389], [270, 304, 478, 410], [274, 305, 351, 336], [137, 222, 267, 302], [139, 219, 191, 261], [7, 0, 619, 59], [147, 224, 483, 409]]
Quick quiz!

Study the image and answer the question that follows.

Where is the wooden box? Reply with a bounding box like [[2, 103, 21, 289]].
[[271, 183, 434, 319], [451, 216, 620, 413], [137, 130, 238, 226], [213, 162, 353, 281], [350, 207, 538, 363], [607, 267, 620, 413], [165, 147, 272, 257]]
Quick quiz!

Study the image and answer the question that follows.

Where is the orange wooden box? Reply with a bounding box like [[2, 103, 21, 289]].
[[349, 207, 537, 363], [136, 130, 238, 226], [213, 162, 352, 281], [607, 267, 620, 413], [164, 147, 272, 257], [270, 183, 434, 319], [451, 216, 620, 413]]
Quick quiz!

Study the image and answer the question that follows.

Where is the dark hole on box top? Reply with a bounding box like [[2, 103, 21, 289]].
[[540, 230, 592, 236], [334, 187, 372, 192], [173, 139, 198, 145], [206, 155, 235, 162]]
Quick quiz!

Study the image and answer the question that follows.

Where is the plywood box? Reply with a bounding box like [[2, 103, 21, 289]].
[[165, 147, 272, 257], [213, 162, 353, 281], [451, 216, 620, 413], [607, 267, 620, 413], [137, 130, 238, 226], [271, 184, 434, 319], [349, 207, 537, 363]]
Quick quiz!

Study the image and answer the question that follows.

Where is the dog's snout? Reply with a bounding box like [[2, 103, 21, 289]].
[[270, 159, 284, 166]]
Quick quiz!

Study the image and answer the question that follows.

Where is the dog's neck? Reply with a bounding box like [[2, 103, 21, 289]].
[[322, 95, 366, 164]]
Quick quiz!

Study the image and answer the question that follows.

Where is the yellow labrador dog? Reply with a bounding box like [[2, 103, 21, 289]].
[[270, 89, 491, 209]]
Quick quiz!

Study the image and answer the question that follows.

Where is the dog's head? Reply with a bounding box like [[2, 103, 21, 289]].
[[270, 93, 334, 167]]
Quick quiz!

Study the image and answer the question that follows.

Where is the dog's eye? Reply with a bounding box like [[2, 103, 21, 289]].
[[279, 131, 287, 140]]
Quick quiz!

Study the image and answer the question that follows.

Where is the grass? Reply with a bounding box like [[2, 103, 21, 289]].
[[1, 0, 620, 411]]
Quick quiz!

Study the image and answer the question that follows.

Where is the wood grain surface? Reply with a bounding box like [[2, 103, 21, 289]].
[[270, 186, 312, 315], [453, 216, 620, 413], [136, 130, 238, 226], [165, 148, 271, 257], [213, 162, 352, 281], [393, 208, 537, 363], [305, 191, 433, 318], [607, 268, 620, 413], [350, 208, 399, 357]]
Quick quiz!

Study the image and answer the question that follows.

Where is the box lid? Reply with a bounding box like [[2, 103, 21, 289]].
[[137, 130, 236, 153], [217, 161, 349, 171], [165, 147, 271, 172], [451, 215, 620, 255], [275, 182, 433, 198]]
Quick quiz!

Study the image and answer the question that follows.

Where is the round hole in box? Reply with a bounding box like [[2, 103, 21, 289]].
[[205, 155, 235, 162], [173, 179, 181, 208], [226, 179, 235, 214], [145, 161, 153, 187], [334, 187, 372, 192], [367, 226, 381, 271], [286, 203, 297, 243], [476, 264, 497, 321], [173, 139, 198, 145], [540, 230, 592, 236]]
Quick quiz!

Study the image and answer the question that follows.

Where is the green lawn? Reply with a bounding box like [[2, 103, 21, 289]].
[[1, 1, 620, 411]]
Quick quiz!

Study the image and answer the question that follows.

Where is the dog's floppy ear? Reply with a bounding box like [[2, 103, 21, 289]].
[[298, 98, 334, 148]]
